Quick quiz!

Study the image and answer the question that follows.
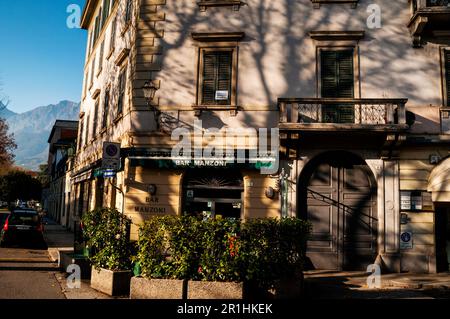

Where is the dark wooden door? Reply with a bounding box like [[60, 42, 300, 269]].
[[305, 158, 377, 270]]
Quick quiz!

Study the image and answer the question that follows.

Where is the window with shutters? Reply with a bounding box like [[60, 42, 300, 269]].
[[320, 49, 355, 123], [92, 100, 99, 139], [445, 49, 450, 107], [117, 67, 127, 117], [102, 89, 110, 130], [197, 48, 237, 108]]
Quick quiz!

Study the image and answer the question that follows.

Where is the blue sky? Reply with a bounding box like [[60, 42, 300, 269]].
[[0, 0, 87, 113]]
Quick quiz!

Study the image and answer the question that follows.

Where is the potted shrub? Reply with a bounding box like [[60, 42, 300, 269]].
[[82, 208, 132, 297], [131, 215, 311, 299], [131, 215, 204, 299]]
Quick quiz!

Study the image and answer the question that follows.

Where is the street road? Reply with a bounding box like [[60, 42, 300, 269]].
[[0, 245, 64, 299]]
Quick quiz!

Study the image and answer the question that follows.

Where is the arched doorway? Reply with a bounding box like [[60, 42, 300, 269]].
[[182, 169, 244, 219], [298, 151, 378, 270]]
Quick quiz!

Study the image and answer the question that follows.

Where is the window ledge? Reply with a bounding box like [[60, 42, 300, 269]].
[[309, 30, 365, 41], [197, 1, 244, 11], [193, 105, 238, 116], [311, 0, 359, 9], [192, 32, 246, 42], [96, 67, 103, 78], [115, 48, 130, 66], [121, 22, 131, 37], [106, 48, 114, 60], [113, 114, 123, 123]]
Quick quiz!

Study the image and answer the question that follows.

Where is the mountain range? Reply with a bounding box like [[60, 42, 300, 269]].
[[0, 101, 80, 171]]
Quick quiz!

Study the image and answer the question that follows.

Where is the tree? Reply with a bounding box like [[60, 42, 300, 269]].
[[0, 171, 42, 202], [0, 83, 16, 168]]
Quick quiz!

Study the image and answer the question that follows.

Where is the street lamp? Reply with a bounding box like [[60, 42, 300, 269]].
[[143, 81, 160, 130]]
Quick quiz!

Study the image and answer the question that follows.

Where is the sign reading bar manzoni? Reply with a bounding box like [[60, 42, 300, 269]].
[[134, 196, 166, 214]]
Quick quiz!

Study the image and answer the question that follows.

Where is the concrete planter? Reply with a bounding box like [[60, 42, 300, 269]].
[[130, 277, 185, 299], [90, 267, 131, 296], [60, 252, 91, 279], [188, 281, 244, 299]]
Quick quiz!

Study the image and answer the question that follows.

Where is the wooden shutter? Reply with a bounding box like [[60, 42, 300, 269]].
[[202, 53, 217, 105], [446, 50, 450, 107], [321, 49, 354, 123], [201, 51, 232, 105], [102, 90, 110, 129]]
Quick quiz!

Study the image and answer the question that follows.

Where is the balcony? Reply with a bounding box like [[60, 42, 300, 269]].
[[279, 98, 408, 130], [408, 0, 450, 47], [278, 98, 409, 156]]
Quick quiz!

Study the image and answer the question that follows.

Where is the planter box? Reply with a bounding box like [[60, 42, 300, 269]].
[[130, 277, 185, 299], [90, 267, 131, 296], [188, 281, 244, 299], [60, 252, 91, 279]]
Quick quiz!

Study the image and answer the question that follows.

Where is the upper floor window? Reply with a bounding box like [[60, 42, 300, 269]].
[[109, 18, 117, 55], [117, 67, 127, 116], [89, 57, 96, 88], [92, 100, 99, 139], [124, 0, 133, 24], [320, 49, 355, 123], [98, 41, 105, 76], [198, 49, 235, 106], [445, 49, 450, 107], [78, 118, 84, 149], [102, 89, 110, 129]]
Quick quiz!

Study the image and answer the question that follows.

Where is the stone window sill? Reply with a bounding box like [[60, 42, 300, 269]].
[[197, 1, 244, 11]]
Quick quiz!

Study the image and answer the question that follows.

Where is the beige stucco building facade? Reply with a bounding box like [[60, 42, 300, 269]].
[[71, 0, 450, 273]]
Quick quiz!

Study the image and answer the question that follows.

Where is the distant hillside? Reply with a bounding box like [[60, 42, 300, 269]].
[[0, 103, 17, 119], [6, 100, 80, 170]]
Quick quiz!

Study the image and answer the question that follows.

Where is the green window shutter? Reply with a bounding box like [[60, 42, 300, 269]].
[[201, 51, 232, 105], [446, 50, 450, 107], [337, 50, 354, 98], [321, 49, 355, 123], [321, 51, 338, 98], [202, 53, 217, 105]]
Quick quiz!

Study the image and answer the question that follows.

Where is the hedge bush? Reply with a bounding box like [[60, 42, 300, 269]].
[[137, 216, 311, 288], [81, 208, 132, 271]]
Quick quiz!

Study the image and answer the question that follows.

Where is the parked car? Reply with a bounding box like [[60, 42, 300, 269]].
[[0, 208, 45, 247], [0, 211, 10, 229]]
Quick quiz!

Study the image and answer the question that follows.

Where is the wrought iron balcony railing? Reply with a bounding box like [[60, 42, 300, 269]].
[[278, 98, 408, 132], [427, 0, 450, 7]]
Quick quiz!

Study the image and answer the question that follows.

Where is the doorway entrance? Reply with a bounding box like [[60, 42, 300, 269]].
[[182, 169, 244, 219], [435, 204, 450, 272], [298, 152, 378, 270]]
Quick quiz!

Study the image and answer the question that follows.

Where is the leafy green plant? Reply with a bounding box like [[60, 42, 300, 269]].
[[137, 216, 311, 288], [81, 207, 132, 271]]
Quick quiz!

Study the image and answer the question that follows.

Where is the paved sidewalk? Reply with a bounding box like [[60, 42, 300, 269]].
[[43, 223, 74, 263], [43, 220, 115, 299], [304, 270, 450, 299]]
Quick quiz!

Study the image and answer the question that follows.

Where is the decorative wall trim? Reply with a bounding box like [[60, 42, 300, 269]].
[[192, 32, 246, 42], [197, 1, 245, 11], [311, 0, 359, 9], [309, 30, 365, 41]]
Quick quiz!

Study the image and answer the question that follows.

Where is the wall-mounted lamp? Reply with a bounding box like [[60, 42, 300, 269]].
[[143, 81, 158, 100], [265, 186, 276, 199], [143, 81, 161, 130], [148, 184, 157, 196]]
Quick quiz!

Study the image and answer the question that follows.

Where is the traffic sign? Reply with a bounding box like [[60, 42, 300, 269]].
[[400, 231, 413, 249], [102, 142, 121, 170], [103, 170, 117, 178]]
